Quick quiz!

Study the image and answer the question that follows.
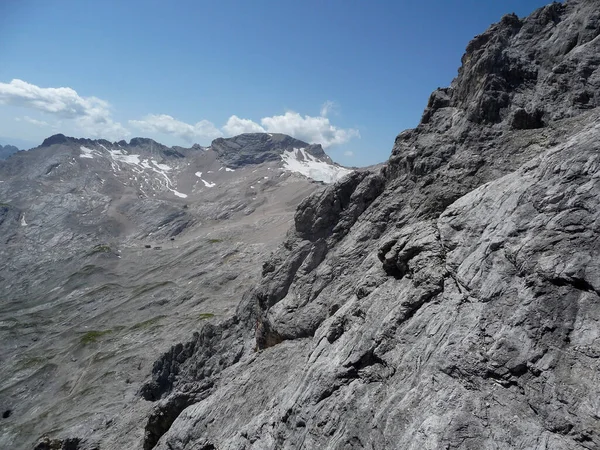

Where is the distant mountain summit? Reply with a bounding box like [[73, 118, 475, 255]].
[[0, 144, 19, 160], [26, 132, 352, 196], [212, 133, 330, 166], [212, 133, 350, 183]]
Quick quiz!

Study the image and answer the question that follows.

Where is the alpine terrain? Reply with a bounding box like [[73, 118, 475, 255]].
[[2, 0, 600, 449], [0, 133, 352, 449]]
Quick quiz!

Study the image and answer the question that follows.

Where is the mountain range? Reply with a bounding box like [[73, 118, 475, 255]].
[[0, 132, 352, 449], [2, 0, 600, 449]]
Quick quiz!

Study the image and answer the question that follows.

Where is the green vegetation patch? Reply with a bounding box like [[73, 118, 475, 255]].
[[80, 329, 113, 345], [17, 356, 49, 369], [89, 244, 112, 255], [207, 238, 223, 244], [131, 315, 166, 330], [198, 313, 215, 320]]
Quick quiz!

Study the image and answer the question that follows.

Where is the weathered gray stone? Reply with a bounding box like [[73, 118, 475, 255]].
[[4, 1, 600, 449], [139, 1, 600, 449]]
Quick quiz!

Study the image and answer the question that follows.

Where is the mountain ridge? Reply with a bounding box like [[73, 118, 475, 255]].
[[131, 1, 600, 449], [3, 0, 600, 449]]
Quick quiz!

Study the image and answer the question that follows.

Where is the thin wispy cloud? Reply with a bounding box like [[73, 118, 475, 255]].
[[16, 116, 49, 127], [320, 100, 337, 117]]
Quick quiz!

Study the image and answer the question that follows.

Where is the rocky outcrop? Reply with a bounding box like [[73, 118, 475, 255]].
[[33, 436, 96, 450], [211, 133, 332, 168], [139, 1, 600, 449]]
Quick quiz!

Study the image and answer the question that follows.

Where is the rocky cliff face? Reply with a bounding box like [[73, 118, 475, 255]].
[[131, 1, 600, 449]]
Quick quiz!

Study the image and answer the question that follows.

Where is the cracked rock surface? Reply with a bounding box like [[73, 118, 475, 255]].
[[136, 2, 600, 449]]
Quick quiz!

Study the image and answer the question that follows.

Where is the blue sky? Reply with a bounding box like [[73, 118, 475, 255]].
[[0, 0, 554, 166]]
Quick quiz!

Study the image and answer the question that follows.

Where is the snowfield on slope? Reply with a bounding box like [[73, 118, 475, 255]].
[[282, 148, 353, 183], [79, 145, 187, 198]]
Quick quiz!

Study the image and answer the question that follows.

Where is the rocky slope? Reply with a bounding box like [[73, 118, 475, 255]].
[[0, 133, 351, 449], [118, 1, 599, 449]]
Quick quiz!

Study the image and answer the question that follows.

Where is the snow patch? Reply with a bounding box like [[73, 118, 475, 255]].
[[20, 215, 27, 226], [109, 149, 141, 166], [80, 146, 99, 159], [151, 160, 172, 172], [171, 190, 188, 198], [225, 168, 235, 172], [83, 143, 189, 198], [196, 171, 215, 187], [281, 148, 353, 184]]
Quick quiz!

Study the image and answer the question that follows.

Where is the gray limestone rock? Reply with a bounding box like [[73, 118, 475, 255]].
[[4, 1, 600, 449], [135, 1, 600, 449]]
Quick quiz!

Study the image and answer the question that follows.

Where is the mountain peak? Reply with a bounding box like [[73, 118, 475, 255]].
[[40, 134, 115, 149], [128, 137, 165, 148], [0, 143, 19, 160], [41, 133, 70, 147], [40, 134, 168, 150], [211, 132, 332, 168]]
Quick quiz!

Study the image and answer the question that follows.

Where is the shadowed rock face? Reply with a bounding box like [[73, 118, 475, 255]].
[[126, 1, 600, 450], [0, 144, 19, 160]]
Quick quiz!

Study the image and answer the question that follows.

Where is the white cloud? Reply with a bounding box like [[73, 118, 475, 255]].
[[344, 150, 354, 157], [129, 114, 222, 142], [17, 116, 49, 127], [223, 115, 265, 136], [260, 111, 359, 148], [0, 79, 128, 140], [24, 116, 49, 127], [0, 79, 102, 118], [2, 81, 359, 148], [76, 115, 129, 140], [320, 100, 337, 117], [152, 109, 360, 148]]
